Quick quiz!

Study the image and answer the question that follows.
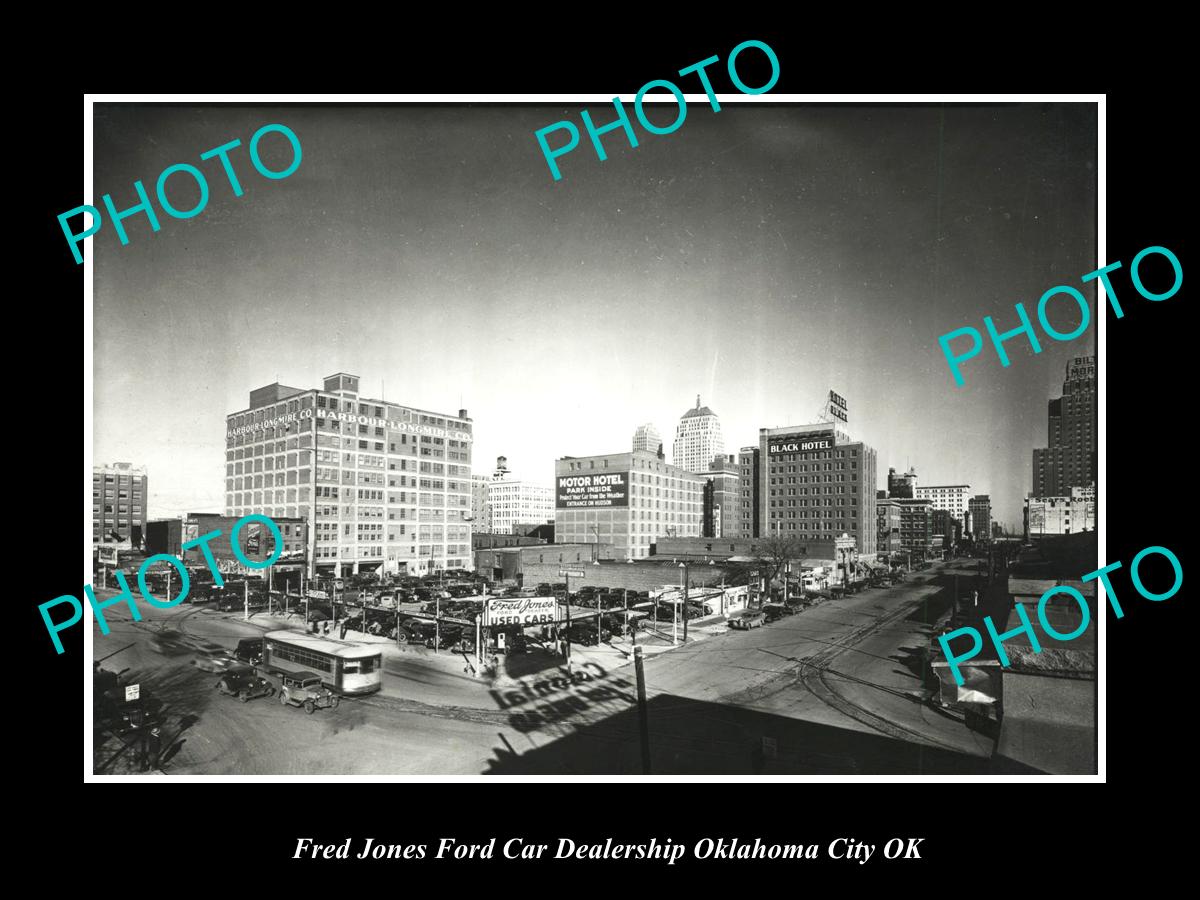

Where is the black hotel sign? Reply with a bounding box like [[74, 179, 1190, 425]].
[[768, 430, 834, 455]]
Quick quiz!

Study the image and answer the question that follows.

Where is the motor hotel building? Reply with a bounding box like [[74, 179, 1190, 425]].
[[555, 450, 704, 560], [225, 373, 474, 577]]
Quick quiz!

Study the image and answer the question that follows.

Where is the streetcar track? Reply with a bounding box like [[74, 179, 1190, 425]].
[[796, 591, 975, 754]]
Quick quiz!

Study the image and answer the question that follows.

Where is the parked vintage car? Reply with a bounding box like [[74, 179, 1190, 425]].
[[276, 671, 340, 714], [728, 609, 766, 630], [762, 603, 794, 623], [95, 685, 163, 735]]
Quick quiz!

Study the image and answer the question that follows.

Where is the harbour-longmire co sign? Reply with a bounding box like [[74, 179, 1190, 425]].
[[485, 596, 558, 626]]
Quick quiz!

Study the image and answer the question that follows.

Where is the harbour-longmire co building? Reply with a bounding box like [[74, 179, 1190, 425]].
[[225, 373, 474, 578], [555, 450, 704, 560]]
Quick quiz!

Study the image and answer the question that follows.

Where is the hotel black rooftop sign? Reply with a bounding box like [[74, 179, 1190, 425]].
[[768, 430, 834, 455], [556, 471, 629, 508]]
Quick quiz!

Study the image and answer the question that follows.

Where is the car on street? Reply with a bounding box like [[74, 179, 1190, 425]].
[[192, 645, 238, 673], [235, 637, 264, 665], [728, 609, 766, 630], [149, 630, 192, 656], [215, 668, 276, 701], [276, 671, 340, 714], [762, 603, 794, 623]]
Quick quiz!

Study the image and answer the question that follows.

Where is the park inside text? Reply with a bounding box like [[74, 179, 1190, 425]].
[[42, 514, 284, 654], [938, 544, 1183, 685], [937, 245, 1183, 387]]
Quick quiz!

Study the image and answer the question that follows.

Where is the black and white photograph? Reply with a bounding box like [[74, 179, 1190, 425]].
[[80, 94, 1104, 779]]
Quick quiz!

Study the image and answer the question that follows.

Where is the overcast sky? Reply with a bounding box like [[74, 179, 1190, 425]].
[[92, 101, 1096, 530]]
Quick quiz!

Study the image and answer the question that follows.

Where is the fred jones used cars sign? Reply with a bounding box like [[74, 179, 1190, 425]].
[[485, 597, 559, 626]]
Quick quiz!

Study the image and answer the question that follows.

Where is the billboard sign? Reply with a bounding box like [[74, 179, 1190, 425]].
[[556, 471, 629, 508], [485, 596, 558, 626], [828, 389, 848, 423], [767, 430, 834, 456], [97, 546, 119, 566]]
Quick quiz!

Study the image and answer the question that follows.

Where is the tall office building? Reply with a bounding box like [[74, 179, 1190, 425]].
[[1033, 356, 1096, 496], [699, 454, 741, 538], [225, 373, 474, 577], [896, 498, 934, 558], [555, 450, 704, 560], [470, 474, 492, 533], [673, 396, 724, 473], [736, 446, 761, 539], [758, 422, 877, 556], [968, 494, 992, 539], [93, 462, 148, 547], [632, 423, 663, 456]]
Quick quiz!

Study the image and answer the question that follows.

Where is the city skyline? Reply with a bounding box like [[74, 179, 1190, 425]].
[[93, 102, 1097, 530]]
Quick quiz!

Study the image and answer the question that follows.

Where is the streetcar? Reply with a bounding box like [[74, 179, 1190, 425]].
[[260, 630, 383, 696]]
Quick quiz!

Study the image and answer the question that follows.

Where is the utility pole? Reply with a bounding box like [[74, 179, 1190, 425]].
[[680, 562, 689, 643], [434, 594, 440, 654], [243, 579, 249, 621], [564, 572, 572, 677], [634, 645, 651, 774]]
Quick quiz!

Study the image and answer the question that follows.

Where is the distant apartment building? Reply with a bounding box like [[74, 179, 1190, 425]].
[[915, 484, 971, 520], [471, 456, 554, 536], [555, 450, 704, 560], [672, 396, 724, 473], [632, 423, 663, 455], [887, 466, 917, 499], [93, 462, 148, 547]]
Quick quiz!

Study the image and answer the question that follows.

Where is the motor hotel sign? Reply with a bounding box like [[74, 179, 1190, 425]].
[[556, 471, 629, 508]]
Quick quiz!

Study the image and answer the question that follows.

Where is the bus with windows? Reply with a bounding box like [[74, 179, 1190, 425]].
[[260, 630, 383, 696]]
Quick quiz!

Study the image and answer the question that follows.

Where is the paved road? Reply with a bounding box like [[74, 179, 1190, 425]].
[[90, 562, 994, 774]]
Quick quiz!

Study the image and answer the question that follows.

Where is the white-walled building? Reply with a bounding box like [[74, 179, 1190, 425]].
[[914, 484, 971, 520], [672, 396, 724, 474], [632, 422, 663, 455], [474, 457, 554, 535]]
